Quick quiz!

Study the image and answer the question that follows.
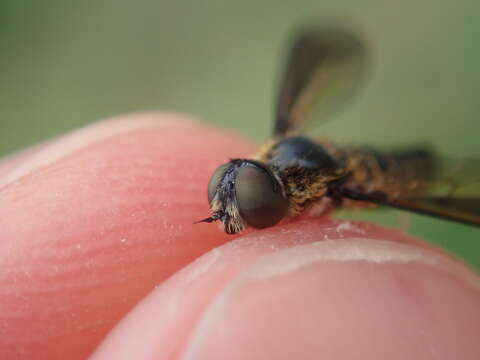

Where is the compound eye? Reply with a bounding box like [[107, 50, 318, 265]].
[[208, 164, 229, 202], [235, 164, 288, 229]]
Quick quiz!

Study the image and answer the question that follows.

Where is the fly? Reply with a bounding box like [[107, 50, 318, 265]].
[[198, 25, 480, 234]]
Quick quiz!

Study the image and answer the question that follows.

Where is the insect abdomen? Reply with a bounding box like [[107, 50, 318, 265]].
[[345, 147, 436, 195]]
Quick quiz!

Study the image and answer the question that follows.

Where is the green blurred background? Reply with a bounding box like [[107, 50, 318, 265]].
[[1, 1, 479, 267]]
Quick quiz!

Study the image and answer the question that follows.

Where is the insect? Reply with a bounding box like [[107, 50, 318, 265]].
[[198, 25, 480, 234]]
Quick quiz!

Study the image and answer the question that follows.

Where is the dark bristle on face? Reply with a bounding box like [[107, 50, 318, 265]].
[[208, 163, 229, 202], [235, 163, 288, 228]]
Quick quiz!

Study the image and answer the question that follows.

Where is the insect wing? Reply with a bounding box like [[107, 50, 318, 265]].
[[389, 197, 480, 226], [343, 157, 480, 227], [274, 26, 368, 137]]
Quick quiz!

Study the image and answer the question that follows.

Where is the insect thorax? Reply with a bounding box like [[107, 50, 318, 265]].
[[253, 136, 347, 215]]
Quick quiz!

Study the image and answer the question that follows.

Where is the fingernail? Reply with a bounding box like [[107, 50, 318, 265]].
[[182, 238, 480, 360]]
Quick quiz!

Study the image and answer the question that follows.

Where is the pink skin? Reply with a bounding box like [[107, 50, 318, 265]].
[[0, 112, 479, 360]]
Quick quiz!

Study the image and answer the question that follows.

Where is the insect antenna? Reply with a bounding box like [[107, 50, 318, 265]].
[[194, 213, 220, 224]]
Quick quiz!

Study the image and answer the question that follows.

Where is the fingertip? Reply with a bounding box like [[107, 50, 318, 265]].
[[0, 112, 255, 359], [0, 111, 253, 186], [91, 219, 480, 360]]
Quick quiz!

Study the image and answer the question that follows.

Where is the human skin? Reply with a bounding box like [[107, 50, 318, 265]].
[[0, 112, 479, 360]]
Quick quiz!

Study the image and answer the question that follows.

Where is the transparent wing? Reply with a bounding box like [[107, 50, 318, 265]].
[[274, 25, 368, 137], [342, 157, 480, 227]]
